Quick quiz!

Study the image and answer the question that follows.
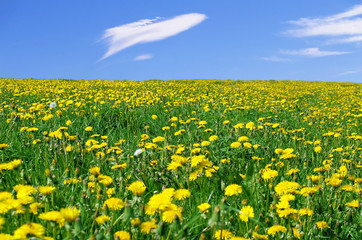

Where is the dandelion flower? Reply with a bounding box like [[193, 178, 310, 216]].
[[39, 211, 65, 226], [131, 218, 141, 226], [262, 169, 278, 181], [267, 225, 287, 235], [114, 231, 131, 240], [85, 126, 93, 132], [314, 146, 322, 153], [316, 221, 329, 229], [96, 215, 111, 224], [239, 205, 254, 222], [60, 207, 80, 222], [345, 199, 359, 208], [13, 223, 45, 239], [197, 203, 211, 213], [214, 229, 233, 239], [152, 136, 165, 143], [230, 142, 241, 148], [162, 204, 182, 223], [173, 189, 191, 200], [209, 135, 219, 141], [127, 181, 146, 196], [103, 198, 125, 211], [38, 186, 56, 195], [140, 220, 157, 234], [225, 184, 242, 196]]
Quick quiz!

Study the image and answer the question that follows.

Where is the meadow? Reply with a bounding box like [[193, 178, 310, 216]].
[[0, 78, 361, 239]]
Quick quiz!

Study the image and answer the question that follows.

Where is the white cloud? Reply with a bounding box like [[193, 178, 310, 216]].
[[286, 4, 362, 38], [134, 54, 153, 61], [329, 35, 362, 44], [258, 56, 291, 62], [100, 13, 207, 60], [282, 48, 350, 57], [338, 70, 358, 75]]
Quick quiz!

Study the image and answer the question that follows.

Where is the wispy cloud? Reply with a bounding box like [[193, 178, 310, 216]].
[[286, 4, 362, 40], [134, 54, 153, 61], [338, 70, 358, 75], [282, 47, 350, 57], [100, 13, 207, 60], [258, 56, 291, 62], [328, 35, 362, 44]]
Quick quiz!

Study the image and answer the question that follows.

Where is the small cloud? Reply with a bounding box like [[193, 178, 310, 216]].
[[281, 48, 350, 57], [328, 35, 362, 44], [134, 54, 153, 61], [286, 4, 362, 38], [338, 70, 358, 75], [258, 56, 291, 62], [100, 13, 207, 60]]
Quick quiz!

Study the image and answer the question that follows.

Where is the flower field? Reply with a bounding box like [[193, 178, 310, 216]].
[[0, 78, 361, 239]]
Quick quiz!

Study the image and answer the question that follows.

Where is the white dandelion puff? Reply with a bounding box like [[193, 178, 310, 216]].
[[49, 102, 57, 108], [134, 149, 143, 156]]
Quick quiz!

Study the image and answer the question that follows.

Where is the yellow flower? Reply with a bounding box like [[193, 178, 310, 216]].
[[239, 205, 254, 222], [29, 202, 43, 214], [197, 203, 211, 213], [127, 181, 146, 196], [287, 168, 300, 175], [13, 223, 45, 239], [298, 208, 314, 216], [325, 177, 342, 187], [345, 199, 359, 208], [0, 144, 10, 150], [238, 136, 249, 142], [170, 117, 178, 122], [225, 184, 242, 196], [114, 231, 131, 240], [252, 232, 269, 240], [60, 207, 80, 222], [140, 220, 157, 234], [95, 215, 111, 224], [230, 142, 241, 148], [316, 221, 330, 229], [292, 228, 302, 239], [103, 198, 125, 210], [314, 146, 322, 153], [66, 120, 72, 126], [173, 189, 191, 200], [39, 211, 65, 226], [38, 186, 56, 195], [274, 181, 301, 195], [262, 169, 278, 181], [223, 120, 230, 125], [151, 114, 158, 119], [162, 204, 183, 223], [152, 136, 165, 143], [167, 161, 182, 171], [214, 229, 233, 239], [209, 135, 219, 141], [98, 174, 113, 186], [0, 217, 4, 230], [65, 146, 74, 152], [267, 225, 287, 235], [89, 166, 101, 176], [201, 141, 210, 147], [85, 126, 93, 132], [131, 217, 141, 226], [243, 142, 252, 149]]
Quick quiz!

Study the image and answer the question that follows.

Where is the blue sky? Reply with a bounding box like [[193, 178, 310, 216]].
[[1, 0, 362, 82]]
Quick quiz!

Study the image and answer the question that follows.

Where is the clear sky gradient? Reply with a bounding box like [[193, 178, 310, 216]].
[[1, 0, 362, 82]]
